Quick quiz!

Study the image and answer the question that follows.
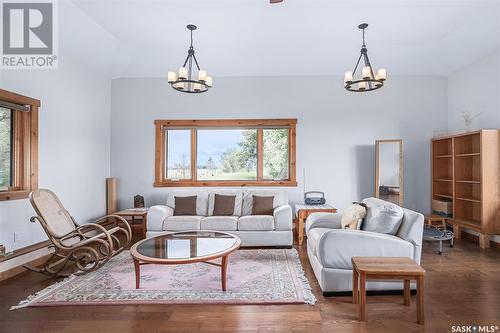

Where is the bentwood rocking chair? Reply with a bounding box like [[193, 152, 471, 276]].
[[26, 189, 132, 276]]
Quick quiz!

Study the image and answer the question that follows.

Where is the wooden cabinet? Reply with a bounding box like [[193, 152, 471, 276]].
[[431, 130, 500, 248]]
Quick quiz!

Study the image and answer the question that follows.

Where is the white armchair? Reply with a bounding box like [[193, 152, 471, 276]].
[[306, 197, 424, 294]]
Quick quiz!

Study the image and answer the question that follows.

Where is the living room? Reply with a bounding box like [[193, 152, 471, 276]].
[[0, 0, 499, 332]]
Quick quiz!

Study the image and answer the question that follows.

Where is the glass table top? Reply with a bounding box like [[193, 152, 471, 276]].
[[135, 231, 239, 261]]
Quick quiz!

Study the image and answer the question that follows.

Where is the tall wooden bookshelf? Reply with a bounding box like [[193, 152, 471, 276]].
[[431, 129, 500, 248]]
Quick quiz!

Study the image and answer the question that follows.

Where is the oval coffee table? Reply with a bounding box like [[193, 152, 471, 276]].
[[130, 230, 241, 291]]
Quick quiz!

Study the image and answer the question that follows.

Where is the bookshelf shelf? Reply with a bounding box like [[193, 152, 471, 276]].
[[431, 130, 500, 248]]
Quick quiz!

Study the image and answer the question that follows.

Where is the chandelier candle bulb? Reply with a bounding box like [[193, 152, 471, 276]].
[[362, 66, 372, 79], [344, 71, 353, 83], [378, 68, 387, 81], [167, 71, 177, 83], [206, 76, 213, 87], [179, 67, 188, 80], [358, 81, 367, 90], [193, 83, 201, 91], [198, 70, 207, 82]]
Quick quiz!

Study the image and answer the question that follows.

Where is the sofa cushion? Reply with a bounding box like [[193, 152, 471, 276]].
[[173, 196, 197, 216], [208, 190, 243, 216], [251, 195, 274, 216], [167, 190, 208, 216], [238, 215, 274, 231], [242, 190, 287, 216], [212, 194, 236, 216], [201, 216, 238, 231], [361, 197, 404, 235], [163, 216, 203, 231]]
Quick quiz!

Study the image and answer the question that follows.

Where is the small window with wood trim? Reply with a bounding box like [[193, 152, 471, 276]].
[[154, 119, 297, 187], [0, 89, 39, 201]]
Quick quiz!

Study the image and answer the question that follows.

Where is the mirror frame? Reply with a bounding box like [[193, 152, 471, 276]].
[[375, 139, 403, 206]]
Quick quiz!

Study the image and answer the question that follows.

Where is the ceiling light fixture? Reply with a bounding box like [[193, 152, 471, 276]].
[[167, 24, 212, 93], [344, 23, 386, 92]]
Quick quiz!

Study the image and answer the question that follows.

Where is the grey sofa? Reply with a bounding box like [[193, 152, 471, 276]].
[[147, 189, 293, 247], [306, 197, 424, 293]]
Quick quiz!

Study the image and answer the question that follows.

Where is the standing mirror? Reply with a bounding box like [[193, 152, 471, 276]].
[[375, 139, 403, 206]]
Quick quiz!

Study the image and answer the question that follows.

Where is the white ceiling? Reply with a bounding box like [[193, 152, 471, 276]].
[[61, 0, 500, 78]]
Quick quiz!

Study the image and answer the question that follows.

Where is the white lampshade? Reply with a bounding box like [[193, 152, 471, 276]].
[[167, 71, 177, 83], [377, 68, 387, 81], [374, 75, 383, 87], [178, 67, 188, 80], [193, 83, 201, 91], [175, 82, 185, 90], [205, 76, 213, 87], [344, 71, 353, 84], [362, 66, 371, 79], [198, 70, 207, 82], [358, 81, 367, 90]]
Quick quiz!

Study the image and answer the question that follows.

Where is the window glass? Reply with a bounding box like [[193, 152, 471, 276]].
[[263, 129, 289, 180], [0, 107, 12, 190], [166, 130, 191, 179], [197, 129, 257, 180]]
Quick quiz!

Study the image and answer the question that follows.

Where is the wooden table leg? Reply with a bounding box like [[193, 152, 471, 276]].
[[133, 259, 140, 289], [404, 279, 411, 306], [298, 212, 304, 246], [359, 273, 366, 322], [352, 270, 359, 304], [142, 215, 147, 239], [221, 255, 228, 291], [417, 275, 425, 325]]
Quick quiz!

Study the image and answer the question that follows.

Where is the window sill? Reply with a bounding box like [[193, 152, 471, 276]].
[[0, 190, 30, 201], [154, 180, 298, 187]]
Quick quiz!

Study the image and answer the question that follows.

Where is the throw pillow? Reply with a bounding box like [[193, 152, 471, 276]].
[[213, 194, 236, 216], [341, 202, 367, 230], [251, 195, 274, 216], [361, 200, 404, 235], [173, 196, 197, 216]]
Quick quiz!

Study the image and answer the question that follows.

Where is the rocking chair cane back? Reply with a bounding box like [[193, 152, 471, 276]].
[[25, 189, 132, 276]]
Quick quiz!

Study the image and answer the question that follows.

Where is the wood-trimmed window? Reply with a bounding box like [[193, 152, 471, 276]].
[[154, 119, 297, 187], [0, 89, 39, 201]]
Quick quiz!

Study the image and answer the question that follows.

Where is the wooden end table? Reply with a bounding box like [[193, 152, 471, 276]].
[[351, 256, 426, 325], [114, 208, 148, 239], [294, 204, 337, 246]]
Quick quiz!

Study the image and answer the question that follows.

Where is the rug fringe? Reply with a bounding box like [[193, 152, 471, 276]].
[[288, 248, 317, 305], [10, 274, 75, 310]]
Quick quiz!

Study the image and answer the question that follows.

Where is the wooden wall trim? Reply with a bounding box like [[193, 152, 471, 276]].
[[0, 240, 51, 263], [0, 254, 51, 282]]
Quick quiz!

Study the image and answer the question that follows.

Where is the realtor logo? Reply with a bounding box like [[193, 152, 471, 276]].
[[1, 1, 58, 68]]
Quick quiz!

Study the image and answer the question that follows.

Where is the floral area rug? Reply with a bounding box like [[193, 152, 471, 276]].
[[12, 249, 316, 309]]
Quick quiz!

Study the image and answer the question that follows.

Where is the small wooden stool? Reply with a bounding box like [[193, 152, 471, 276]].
[[424, 214, 447, 229], [352, 257, 426, 325]]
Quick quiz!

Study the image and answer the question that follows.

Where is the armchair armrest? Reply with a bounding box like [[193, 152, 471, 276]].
[[316, 229, 415, 269], [305, 212, 342, 235], [273, 205, 292, 231], [147, 205, 174, 231]]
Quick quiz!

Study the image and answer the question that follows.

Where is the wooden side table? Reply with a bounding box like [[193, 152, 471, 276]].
[[114, 208, 148, 239], [294, 204, 337, 246], [352, 256, 426, 325]]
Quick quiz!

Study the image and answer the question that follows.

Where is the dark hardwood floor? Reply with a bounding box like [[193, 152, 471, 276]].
[[1, 237, 499, 332]]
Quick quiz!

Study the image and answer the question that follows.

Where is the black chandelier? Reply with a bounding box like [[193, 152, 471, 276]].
[[167, 24, 212, 93], [344, 23, 386, 92]]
